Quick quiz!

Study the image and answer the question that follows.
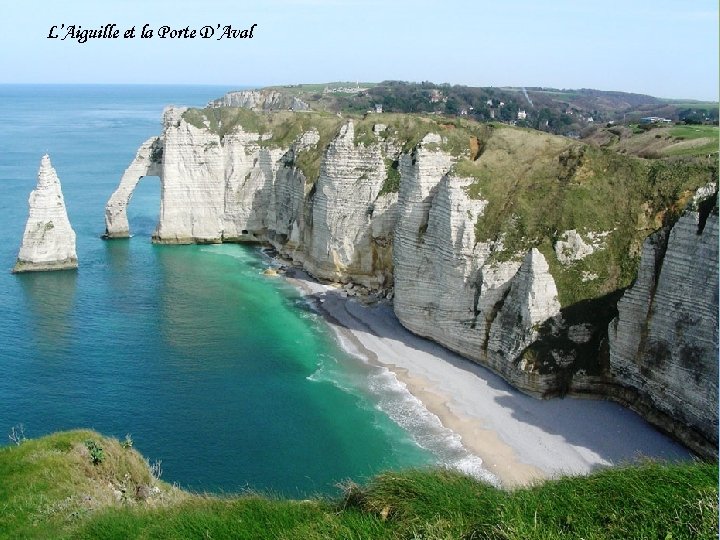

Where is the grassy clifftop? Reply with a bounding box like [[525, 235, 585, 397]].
[[453, 124, 715, 307], [584, 123, 719, 158], [0, 431, 717, 539], [182, 107, 346, 184], [179, 108, 493, 183]]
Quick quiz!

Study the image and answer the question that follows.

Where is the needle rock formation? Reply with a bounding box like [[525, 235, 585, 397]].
[[13, 155, 78, 273]]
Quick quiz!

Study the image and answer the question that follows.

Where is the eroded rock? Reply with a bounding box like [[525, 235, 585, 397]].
[[14, 155, 78, 273], [608, 187, 719, 458]]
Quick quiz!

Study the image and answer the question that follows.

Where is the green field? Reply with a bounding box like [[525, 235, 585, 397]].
[[661, 99, 719, 110], [669, 124, 719, 139], [593, 123, 718, 158], [1, 431, 717, 539], [666, 125, 719, 156]]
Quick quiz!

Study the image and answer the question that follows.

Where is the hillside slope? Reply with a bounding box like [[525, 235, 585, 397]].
[[0, 431, 717, 539], [210, 82, 719, 136]]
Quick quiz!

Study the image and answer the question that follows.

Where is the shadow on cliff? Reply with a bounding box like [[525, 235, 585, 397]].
[[287, 271, 692, 470]]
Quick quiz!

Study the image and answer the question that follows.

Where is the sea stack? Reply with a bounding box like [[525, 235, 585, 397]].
[[13, 155, 78, 273]]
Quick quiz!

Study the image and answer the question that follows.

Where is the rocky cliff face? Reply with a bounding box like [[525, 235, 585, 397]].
[[14, 155, 78, 273], [105, 107, 718, 456], [608, 185, 718, 457], [304, 121, 397, 287], [392, 142, 564, 395], [208, 89, 310, 111]]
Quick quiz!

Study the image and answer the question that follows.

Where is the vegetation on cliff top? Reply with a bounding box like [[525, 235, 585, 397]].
[[351, 113, 492, 157], [583, 123, 719, 159], [1, 431, 716, 539], [181, 108, 492, 186], [262, 81, 719, 136], [453, 124, 715, 308], [181, 107, 346, 184]]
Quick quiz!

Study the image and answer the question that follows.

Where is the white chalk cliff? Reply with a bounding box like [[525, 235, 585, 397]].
[[14, 155, 78, 273], [105, 137, 163, 238], [104, 107, 719, 457], [608, 185, 718, 457], [391, 141, 564, 393], [208, 89, 310, 111], [304, 121, 396, 288]]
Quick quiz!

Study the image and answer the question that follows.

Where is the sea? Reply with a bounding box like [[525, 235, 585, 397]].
[[0, 85, 480, 496]]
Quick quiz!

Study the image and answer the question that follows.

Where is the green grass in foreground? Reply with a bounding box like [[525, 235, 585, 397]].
[[0, 431, 717, 539]]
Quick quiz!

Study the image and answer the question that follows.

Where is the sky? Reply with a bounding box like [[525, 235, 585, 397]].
[[0, 0, 717, 100]]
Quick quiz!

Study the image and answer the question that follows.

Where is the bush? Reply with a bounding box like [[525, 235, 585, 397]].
[[85, 440, 105, 465], [121, 434, 134, 449]]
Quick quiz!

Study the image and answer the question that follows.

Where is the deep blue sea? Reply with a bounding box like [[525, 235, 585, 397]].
[[0, 85, 442, 496]]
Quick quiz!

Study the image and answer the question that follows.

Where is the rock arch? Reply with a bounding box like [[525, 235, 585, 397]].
[[104, 137, 164, 238]]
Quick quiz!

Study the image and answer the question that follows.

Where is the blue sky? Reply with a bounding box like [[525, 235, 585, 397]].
[[1, 0, 717, 100]]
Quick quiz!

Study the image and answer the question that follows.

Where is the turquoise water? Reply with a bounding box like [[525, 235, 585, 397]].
[[0, 85, 435, 495]]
